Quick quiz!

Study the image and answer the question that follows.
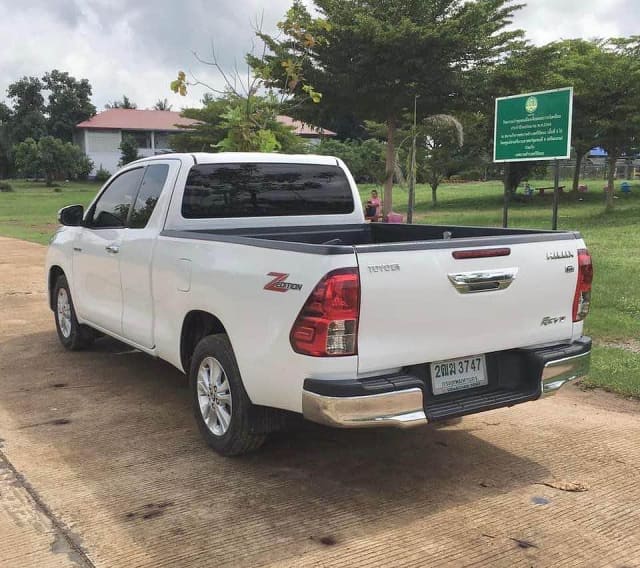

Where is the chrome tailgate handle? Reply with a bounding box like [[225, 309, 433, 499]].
[[105, 244, 120, 254], [448, 268, 518, 293]]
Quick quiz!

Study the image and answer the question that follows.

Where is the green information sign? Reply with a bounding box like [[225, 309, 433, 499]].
[[493, 87, 573, 162]]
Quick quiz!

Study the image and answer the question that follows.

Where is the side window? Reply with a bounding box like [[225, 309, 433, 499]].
[[129, 164, 169, 228], [90, 168, 144, 228]]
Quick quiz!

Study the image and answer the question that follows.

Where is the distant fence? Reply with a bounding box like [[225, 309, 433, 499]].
[[548, 160, 639, 181]]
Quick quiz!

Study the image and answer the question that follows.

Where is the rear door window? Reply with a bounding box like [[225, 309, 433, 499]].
[[181, 163, 354, 218], [129, 164, 169, 228]]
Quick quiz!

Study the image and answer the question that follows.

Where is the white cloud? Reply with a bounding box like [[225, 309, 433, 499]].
[[0, 0, 638, 112], [512, 0, 638, 44]]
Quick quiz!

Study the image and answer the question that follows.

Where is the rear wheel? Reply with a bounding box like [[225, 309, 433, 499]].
[[189, 334, 266, 456], [53, 275, 94, 351]]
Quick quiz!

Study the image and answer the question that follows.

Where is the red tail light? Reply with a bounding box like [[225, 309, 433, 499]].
[[290, 268, 360, 356], [572, 248, 593, 322]]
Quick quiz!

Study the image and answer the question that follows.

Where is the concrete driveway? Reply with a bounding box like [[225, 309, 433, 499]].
[[1, 236, 639, 567]]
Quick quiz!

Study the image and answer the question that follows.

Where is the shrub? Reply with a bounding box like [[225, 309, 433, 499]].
[[13, 137, 94, 185], [95, 166, 111, 183], [76, 154, 95, 180], [0, 181, 13, 192], [315, 138, 386, 183], [118, 135, 140, 166]]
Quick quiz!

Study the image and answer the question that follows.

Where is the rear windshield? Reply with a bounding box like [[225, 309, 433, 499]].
[[182, 162, 354, 218]]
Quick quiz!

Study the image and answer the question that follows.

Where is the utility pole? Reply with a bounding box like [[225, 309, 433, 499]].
[[407, 94, 418, 224]]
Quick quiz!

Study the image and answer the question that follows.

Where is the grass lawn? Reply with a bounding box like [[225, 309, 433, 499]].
[[1, 176, 639, 398], [0, 179, 99, 244]]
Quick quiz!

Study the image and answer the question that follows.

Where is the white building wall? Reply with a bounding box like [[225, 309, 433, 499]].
[[84, 129, 122, 176]]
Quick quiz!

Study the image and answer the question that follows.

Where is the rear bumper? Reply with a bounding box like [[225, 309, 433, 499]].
[[302, 337, 591, 428], [302, 388, 428, 429], [539, 338, 592, 396]]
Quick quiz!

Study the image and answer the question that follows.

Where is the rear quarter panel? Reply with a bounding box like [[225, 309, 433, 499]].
[[152, 237, 359, 412]]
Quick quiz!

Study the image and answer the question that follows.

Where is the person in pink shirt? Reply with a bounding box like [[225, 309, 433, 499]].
[[365, 189, 381, 220]]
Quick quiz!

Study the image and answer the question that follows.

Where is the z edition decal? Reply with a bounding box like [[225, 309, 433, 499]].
[[264, 272, 303, 293]]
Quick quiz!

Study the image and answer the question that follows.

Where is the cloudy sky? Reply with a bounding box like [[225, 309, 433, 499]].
[[0, 0, 638, 111]]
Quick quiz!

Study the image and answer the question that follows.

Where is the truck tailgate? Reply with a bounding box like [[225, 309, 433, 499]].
[[355, 237, 582, 374]]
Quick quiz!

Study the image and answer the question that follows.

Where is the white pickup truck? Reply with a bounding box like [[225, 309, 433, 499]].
[[47, 153, 592, 455]]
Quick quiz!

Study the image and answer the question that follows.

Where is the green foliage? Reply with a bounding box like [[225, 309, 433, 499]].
[[0, 181, 13, 192], [421, 120, 464, 204], [170, 97, 230, 152], [260, 0, 525, 213], [42, 69, 95, 141], [76, 154, 95, 180], [14, 136, 90, 185], [153, 98, 172, 111], [314, 138, 385, 182], [591, 39, 640, 209], [118, 135, 140, 166], [95, 166, 111, 183], [173, 93, 305, 154], [0, 70, 95, 176], [5, 76, 48, 142], [105, 96, 137, 109], [13, 138, 40, 178]]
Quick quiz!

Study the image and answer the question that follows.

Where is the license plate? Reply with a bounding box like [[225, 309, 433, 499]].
[[430, 354, 487, 396]]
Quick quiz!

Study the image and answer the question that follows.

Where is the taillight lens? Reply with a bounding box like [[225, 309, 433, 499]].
[[572, 248, 593, 322], [290, 268, 360, 356]]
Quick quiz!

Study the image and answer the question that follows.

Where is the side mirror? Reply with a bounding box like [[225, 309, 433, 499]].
[[58, 204, 84, 227]]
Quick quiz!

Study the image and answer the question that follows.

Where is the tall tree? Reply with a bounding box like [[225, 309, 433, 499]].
[[0, 102, 13, 177], [548, 40, 608, 192], [6, 76, 47, 142], [258, 0, 523, 215], [105, 95, 137, 109], [592, 38, 640, 210], [42, 69, 95, 141]]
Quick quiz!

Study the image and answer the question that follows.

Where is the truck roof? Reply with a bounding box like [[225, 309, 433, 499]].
[[132, 152, 341, 167]]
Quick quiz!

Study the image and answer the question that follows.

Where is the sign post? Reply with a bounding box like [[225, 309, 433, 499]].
[[493, 87, 573, 228]]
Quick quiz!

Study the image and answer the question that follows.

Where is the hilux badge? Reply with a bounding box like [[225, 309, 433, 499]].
[[546, 250, 574, 260]]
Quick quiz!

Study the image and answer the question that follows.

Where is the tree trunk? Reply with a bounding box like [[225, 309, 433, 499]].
[[431, 185, 438, 206], [383, 118, 396, 218], [606, 154, 616, 210], [572, 152, 584, 192]]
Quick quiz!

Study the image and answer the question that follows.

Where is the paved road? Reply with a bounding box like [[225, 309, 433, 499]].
[[0, 236, 639, 567]]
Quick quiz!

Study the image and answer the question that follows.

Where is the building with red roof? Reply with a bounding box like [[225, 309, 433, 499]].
[[75, 108, 336, 176], [74, 109, 200, 175]]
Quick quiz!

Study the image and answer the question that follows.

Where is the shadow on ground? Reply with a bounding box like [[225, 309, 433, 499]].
[[0, 331, 549, 567]]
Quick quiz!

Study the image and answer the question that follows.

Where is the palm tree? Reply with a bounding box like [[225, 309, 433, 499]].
[[153, 98, 173, 111]]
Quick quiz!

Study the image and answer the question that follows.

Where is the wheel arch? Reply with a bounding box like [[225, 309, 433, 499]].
[[180, 310, 228, 373], [48, 265, 65, 310]]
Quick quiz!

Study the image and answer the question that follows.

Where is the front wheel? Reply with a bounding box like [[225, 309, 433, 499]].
[[189, 334, 266, 456], [53, 275, 95, 351]]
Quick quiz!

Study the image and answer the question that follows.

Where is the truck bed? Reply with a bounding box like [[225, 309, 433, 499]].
[[161, 223, 581, 254]]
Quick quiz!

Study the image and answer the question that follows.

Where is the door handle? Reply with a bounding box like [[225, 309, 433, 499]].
[[105, 244, 120, 254], [448, 268, 518, 293]]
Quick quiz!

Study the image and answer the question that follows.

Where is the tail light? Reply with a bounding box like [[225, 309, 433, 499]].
[[290, 268, 360, 356], [572, 248, 593, 322]]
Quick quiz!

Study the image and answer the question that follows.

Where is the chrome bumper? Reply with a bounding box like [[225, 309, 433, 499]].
[[302, 338, 591, 428], [302, 388, 427, 429], [541, 349, 591, 396]]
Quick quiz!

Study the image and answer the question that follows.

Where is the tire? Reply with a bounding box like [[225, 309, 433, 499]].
[[189, 334, 267, 456], [53, 275, 95, 351]]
